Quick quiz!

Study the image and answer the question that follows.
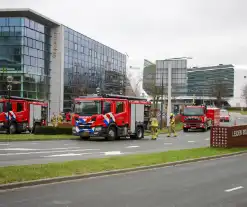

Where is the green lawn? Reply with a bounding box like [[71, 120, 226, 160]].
[[228, 109, 247, 115], [0, 147, 246, 184], [0, 134, 75, 142], [0, 123, 183, 142]]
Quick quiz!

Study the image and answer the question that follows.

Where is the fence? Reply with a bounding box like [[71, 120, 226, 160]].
[[210, 125, 247, 148]]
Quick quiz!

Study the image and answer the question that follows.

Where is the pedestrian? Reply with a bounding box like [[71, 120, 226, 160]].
[[167, 113, 177, 137], [51, 113, 57, 127], [57, 112, 63, 124], [150, 113, 159, 140]]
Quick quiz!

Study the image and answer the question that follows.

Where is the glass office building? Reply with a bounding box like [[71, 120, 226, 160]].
[[143, 59, 156, 96], [187, 64, 234, 98], [63, 26, 126, 111], [0, 9, 126, 117], [0, 16, 50, 100], [156, 59, 188, 96]]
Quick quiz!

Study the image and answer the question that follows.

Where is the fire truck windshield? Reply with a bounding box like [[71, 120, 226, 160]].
[[184, 107, 204, 116], [74, 101, 101, 116]]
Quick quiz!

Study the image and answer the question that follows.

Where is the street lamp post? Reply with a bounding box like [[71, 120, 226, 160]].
[[6, 76, 13, 134]]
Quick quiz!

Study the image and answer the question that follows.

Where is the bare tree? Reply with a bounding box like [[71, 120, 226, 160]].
[[241, 84, 247, 106], [210, 81, 228, 107]]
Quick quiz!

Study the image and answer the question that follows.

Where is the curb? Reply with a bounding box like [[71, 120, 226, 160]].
[[1, 151, 247, 191]]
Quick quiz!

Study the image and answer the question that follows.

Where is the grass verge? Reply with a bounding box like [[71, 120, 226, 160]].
[[144, 122, 183, 136], [228, 109, 247, 115], [0, 124, 183, 141], [1, 147, 246, 185], [0, 134, 75, 142]]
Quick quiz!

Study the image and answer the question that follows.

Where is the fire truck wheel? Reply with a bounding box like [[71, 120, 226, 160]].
[[9, 123, 17, 134], [130, 126, 144, 140], [107, 126, 116, 141], [183, 128, 188, 132]]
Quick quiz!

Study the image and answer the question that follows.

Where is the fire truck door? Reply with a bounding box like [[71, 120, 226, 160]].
[[29, 104, 42, 128], [130, 104, 144, 133], [114, 101, 127, 126]]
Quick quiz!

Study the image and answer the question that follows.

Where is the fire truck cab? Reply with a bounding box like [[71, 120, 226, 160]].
[[72, 94, 151, 141], [0, 96, 48, 134], [181, 105, 220, 132]]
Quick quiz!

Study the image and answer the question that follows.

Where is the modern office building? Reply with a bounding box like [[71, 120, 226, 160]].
[[143, 59, 156, 95], [143, 59, 188, 97], [155, 59, 188, 96], [187, 64, 234, 98], [0, 8, 126, 117]]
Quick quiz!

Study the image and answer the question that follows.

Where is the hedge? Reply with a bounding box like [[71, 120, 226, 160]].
[[34, 126, 72, 135]]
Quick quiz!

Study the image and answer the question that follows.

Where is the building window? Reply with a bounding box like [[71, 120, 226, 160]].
[[89, 49, 92, 56], [74, 43, 78, 51]]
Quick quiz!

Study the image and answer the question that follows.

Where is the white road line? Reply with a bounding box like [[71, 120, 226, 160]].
[[0, 148, 100, 156], [0, 143, 9, 146], [104, 151, 123, 156], [126, 145, 140, 148], [225, 186, 244, 192], [164, 143, 172, 145], [205, 138, 210, 141], [43, 153, 92, 158], [0, 147, 80, 151], [188, 141, 195, 143]]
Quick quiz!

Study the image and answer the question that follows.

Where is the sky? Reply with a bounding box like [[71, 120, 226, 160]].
[[1, 0, 247, 68]]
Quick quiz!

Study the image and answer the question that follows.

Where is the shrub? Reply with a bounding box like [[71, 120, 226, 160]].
[[34, 126, 72, 135]]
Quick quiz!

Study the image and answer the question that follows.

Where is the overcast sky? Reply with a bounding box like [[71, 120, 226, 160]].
[[2, 0, 247, 68]]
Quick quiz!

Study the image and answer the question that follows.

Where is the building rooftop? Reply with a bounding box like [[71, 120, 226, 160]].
[[188, 64, 234, 72], [0, 8, 60, 26]]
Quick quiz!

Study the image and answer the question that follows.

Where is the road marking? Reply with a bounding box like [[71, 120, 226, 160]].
[[0, 148, 100, 156], [43, 153, 92, 158], [164, 143, 172, 145], [0, 147, 80, 151], [205, 138, 210, 141], [126, 145, 140, 148], [225, 186, 244, 192], [0, 143, 9, 146], [104, 151, 122, 156], [188, 141, 195, 143]]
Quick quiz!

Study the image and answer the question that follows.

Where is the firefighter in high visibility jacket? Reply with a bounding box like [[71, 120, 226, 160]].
[[51, 113, 57, 127], [57, 113, 63, 124], [150, 114, 159, 140], [167, 113, 177, 137]]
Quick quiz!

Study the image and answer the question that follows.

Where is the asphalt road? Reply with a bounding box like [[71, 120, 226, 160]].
[[1, 153, 247, 207], [0, 112, 246, 167]]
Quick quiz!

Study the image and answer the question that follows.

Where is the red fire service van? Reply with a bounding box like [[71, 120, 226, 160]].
[[0, 96, 48, 134], [71, 94, 151, 141], [181, 105, 220, 132]]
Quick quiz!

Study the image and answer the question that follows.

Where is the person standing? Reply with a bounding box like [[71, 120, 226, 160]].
[[150, 113, 159, 140], [167, 113, 177, 137]]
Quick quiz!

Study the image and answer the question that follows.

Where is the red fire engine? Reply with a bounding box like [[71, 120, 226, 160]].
[[0, 96, 48, 134], [181, 105, 220, 132], [71, 94, 151, 140]]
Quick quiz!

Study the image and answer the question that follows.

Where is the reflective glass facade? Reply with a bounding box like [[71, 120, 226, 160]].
[[143, 59, 156, 96], [63, 26, 126, 111], [0, 17, 50, 99], [156, 60, 188, 96], [187, 64, 234, 98]]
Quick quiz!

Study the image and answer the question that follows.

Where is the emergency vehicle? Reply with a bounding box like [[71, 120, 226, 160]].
[[72, 94, 151, 140], [180, 105, 220, 132], [0, 96, 48, 134]]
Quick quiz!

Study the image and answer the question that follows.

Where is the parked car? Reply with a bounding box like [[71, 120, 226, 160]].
[[220, 109, 230, 122]]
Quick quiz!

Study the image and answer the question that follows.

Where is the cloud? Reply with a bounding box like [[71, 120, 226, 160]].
[[1, 0, 247, 67]]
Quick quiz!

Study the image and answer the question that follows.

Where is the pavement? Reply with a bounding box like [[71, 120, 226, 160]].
[[0, 112, 246, 167], [1, 153, 247, 206]]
